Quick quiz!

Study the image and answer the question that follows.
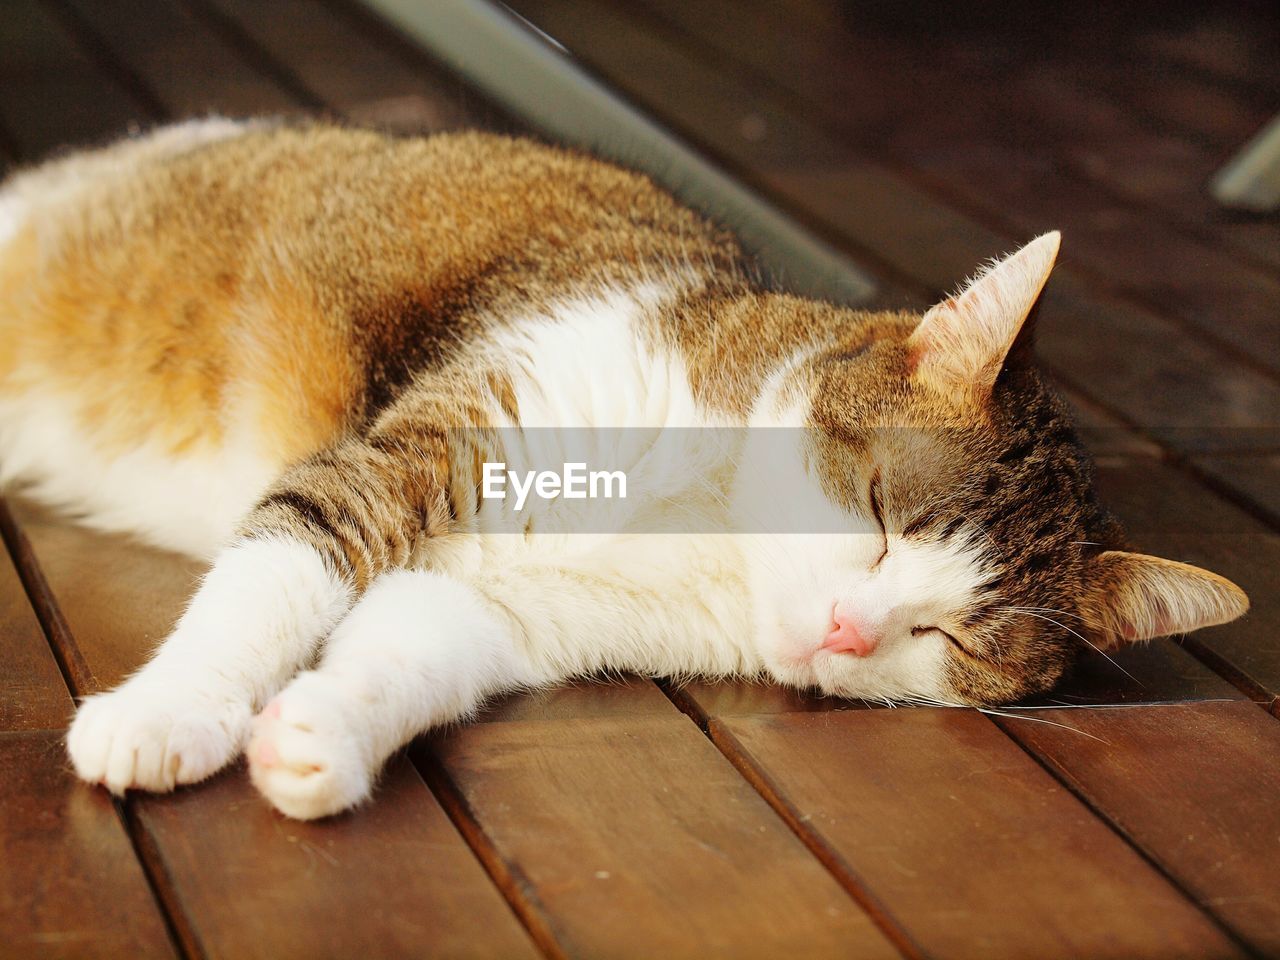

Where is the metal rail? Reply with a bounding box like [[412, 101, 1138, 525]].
[[355, 0, 878, 305]]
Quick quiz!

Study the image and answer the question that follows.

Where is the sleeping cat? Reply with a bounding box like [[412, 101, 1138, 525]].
[[0, 119, 1247, 820]]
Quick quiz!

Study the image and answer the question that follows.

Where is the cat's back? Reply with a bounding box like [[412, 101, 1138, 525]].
[[4, 120, 732, 294], [0, 120, 744, 554], [1, 120, 741, 391]]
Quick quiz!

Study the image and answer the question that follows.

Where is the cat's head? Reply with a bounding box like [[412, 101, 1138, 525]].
[[737, 233, 1248, 705]]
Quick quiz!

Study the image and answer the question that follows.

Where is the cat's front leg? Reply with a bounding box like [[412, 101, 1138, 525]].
[[67, 536, 352, 793], [246, 568, 538, 820], [68, 431, 446, 794]]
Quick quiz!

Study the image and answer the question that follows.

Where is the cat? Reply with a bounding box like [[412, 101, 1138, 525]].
[[0, 118, 1248, 820]]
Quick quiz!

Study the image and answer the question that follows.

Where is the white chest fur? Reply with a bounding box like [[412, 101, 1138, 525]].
[[426, 283, 762, 678]]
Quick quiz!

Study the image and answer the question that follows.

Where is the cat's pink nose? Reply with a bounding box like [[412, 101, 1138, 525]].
[[822, 609, 879, 657]]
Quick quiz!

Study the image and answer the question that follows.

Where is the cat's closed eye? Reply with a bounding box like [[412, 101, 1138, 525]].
[[868, 472, 888, 567], [913, 625, 969, 655]]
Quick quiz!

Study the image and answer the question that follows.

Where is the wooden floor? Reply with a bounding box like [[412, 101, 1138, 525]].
[[2, 0, 1279, 957]]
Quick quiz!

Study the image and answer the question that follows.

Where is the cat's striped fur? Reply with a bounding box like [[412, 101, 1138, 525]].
[[0, 120, 1248, 818]]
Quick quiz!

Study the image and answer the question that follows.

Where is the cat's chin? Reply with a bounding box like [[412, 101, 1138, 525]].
[[759, 655, 820, 692], [761, 658, 900, 703], [752, 625, 821, 689], [802, 642, 952, 705]]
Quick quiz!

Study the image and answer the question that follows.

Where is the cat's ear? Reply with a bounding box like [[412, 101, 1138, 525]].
[[1080, 550, 1249, 649], [908, 231, 1060, 399]]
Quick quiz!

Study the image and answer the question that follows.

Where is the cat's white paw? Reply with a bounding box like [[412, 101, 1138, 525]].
[[68, 679, 252, 793], [247, 673, 371, 820]]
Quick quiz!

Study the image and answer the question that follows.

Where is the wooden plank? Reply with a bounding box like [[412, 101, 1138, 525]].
[[905, 10, 1280, 273], [0, 0, 93, 72], [0, 129, 16, 166], [1134, 11, 1280, 93], [0, 0, 152, 160], [506, 0, 850, 168], [992, 70, 1280, 267], [1192, 453, 1280, 529], [1001, 700, 1280, 956], [859, 1, 1280, 313], [1061, 388, 1162, 459], [477, 674, 676, 723], [10, 502, 203, 693], [903, 148, 1280, 371], [6, 502, 541, 959], [0, 501, 72, 731], [0, 731, 177, 959], [702, 708, 1242, 958], [602, 0, 1280, 380], [644, 0, 1280, 274], [1027, 636, 1248, 707], [61, 0, 300, 117], [426, 712, 903, 959], [654, 0, 1280, 368], [952, 13, 1280, 266], [0, 72, 140, 163], [1050, 55, 1270, 149], [2, 490, 169, 960], [200, 0, 473, 132], [134, 754, 540, 960]]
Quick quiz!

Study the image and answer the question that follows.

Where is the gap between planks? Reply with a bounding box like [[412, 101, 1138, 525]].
[[175, 0, 329, 112], [1, 499, 193, 958], [987, 708, 1263, 958], [655, 681, 926, 958], [410, 742, 568, 960], [40, 0, 169, 120], [659, 679, 1265, 958], [0, 499, 94, 696]]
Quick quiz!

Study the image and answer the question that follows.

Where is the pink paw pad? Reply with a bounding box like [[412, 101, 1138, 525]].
[[253, 739, 280, 768], [262, 699, 282, 719]]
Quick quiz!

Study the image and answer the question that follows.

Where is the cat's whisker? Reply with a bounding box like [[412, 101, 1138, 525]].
[[1003, 610, 1140, 686], [975, 707, 1109, 743], [999, 605, 1086, 622], [999, 699, 1236, 711], [899, 693, 967, 709]]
